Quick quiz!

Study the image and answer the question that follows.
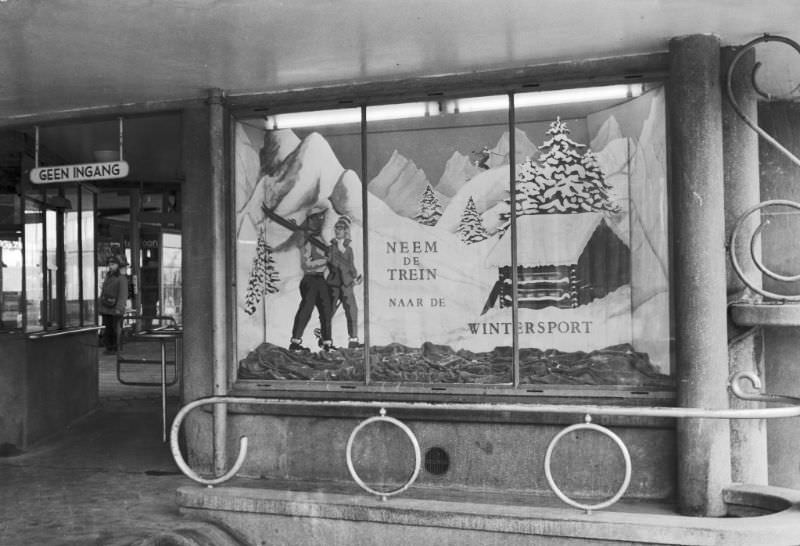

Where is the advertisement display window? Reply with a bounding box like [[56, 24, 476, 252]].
[[236, 84, 672, 392]]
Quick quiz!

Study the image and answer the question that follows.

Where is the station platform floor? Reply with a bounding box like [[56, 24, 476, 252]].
[[0, 351, 195, 546], [5, 351, 800, 545]]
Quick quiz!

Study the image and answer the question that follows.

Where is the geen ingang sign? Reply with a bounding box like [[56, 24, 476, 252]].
[[30, 161, 129, 184]]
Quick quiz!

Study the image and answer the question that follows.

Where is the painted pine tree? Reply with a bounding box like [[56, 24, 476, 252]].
[[498, 158, 544, 229], [580, 149, 620, 212], [503, 117, 618, 214], [244, 228, 280, 315], [414, 183, 443, 226], [457, 196, 489, 244], [535, 117, 592, 213]]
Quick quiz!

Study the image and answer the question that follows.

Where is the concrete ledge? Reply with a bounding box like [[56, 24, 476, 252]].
[[177, 483, 800, 546], [729, 302, 800, 327], [723, 483, 800, 517]]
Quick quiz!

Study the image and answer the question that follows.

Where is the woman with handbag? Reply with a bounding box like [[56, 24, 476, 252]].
[[99, 255, 128, 353]]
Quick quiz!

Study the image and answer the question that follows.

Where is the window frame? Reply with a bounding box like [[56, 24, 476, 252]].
[[230, 73, 675, 403], [8, 181, 99, 334]]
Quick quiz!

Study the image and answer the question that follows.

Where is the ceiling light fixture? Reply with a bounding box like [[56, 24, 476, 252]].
[[266, 101, 441, 130], [266, 108, 361, 130], [264, 84, 645, 129], [447, 84, 644, 114]]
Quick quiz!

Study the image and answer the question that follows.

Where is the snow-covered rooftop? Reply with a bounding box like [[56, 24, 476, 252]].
[[486, 212, 605, 267]]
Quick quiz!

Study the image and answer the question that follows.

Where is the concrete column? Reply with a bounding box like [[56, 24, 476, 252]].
[[721, 46, 768, 485], [208, 89, 229, 476], [181, 105, 215, 471], [669, 34, 732, 516], [181, 106, 213, 403]]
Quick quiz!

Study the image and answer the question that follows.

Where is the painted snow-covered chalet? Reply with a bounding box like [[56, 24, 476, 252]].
[[483, 212, 630, 311]]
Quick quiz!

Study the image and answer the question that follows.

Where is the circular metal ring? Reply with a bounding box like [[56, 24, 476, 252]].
[[544, 422, 632, 511], [730, 199, 800, 301], [750, 220, 800, 283], [346, 412, 421, 499]]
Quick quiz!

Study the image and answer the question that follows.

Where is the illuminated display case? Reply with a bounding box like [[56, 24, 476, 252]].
[[234, 84, 672, 394]]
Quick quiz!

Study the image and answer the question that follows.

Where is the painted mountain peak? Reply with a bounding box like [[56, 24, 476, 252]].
[[368, 150, 450, 218]]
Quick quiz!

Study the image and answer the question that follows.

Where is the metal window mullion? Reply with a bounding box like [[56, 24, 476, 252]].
[[508, 93, 520, 388], [20, 192, 27, 331], [361, 104, 370, 386], [77, 185, 84, 326], [92, 191, 98, 325], [56, 198, 66, 329], [43, 199, 49, 330]]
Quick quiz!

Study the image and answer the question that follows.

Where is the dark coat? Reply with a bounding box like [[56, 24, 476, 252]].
[[99, 271, 128, 316], [327, 239, 358, 287]]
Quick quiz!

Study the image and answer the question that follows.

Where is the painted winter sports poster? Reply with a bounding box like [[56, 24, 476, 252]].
[[236, 86, 672, 388]]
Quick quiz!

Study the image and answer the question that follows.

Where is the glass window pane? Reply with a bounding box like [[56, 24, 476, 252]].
[[64, 188, 80, 327], [235, 111, 365, 381], [81, 187, 96, 322], [511, 84, 672, 387], [161, 231, 181, 324], [24, 198, 45, 332], [365, 98, 513, 385], [45, 207, 58, 328], [233, 85, 672, 392], [0, 193, 23, 331], [140, 225, 161, 322]]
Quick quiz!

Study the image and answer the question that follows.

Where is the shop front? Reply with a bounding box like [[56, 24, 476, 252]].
[[0, 114, 184, 452], [169, 35, 800, 544], [4, 20, 800, 543]]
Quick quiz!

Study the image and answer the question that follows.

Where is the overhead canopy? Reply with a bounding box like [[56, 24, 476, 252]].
[[1, 1, 799, 122]]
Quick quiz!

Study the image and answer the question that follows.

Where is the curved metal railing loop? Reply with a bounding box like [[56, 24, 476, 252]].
[[169, 396, 254, 487], [345, 407, 422, 500], [171, 394, 800, 506], [543, 413, 632, 514], [749, 36, 800, 102], [729, 199, 800, 301], [749, 218, 800, 283], [726, 33, 800, 171], [729, 370, 800, 405]]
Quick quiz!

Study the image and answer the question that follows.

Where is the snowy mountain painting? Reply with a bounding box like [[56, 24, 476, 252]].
[[235, 88, 671, 383]]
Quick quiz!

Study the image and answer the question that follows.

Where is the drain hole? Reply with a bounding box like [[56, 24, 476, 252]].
[[424, 447, 450, 475]]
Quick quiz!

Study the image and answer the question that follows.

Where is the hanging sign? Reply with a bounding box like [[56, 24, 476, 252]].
[[30, 161, 129, 184]]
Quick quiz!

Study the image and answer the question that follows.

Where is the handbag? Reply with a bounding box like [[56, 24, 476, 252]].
[[101, 294, 117, 307]]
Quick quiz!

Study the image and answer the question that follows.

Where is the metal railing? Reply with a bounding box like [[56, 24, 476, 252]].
[[169, 371, 800, 512], [117, 314, 182, 442], [727, 34, 800, 301]]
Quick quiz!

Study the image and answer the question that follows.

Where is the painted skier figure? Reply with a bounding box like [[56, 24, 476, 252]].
[[326, 215, 362, 348], [289, 210, 334, 352], [475, 146, 491, 169]]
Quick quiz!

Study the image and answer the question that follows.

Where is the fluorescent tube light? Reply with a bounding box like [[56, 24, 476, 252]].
[[266, 101, 439, 129], [515, 84, 643, 108], [444, 84, 644, 114], [366, 101, 439, 122], [266, 108, 361, 130], [265, 84, 646, 128], [445, 95, 509, 114]]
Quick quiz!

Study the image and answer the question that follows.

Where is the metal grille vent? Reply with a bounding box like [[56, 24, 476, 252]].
[[424, 447, 450, 475]]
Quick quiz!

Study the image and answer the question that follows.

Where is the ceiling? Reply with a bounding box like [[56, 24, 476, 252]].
[[2, 0, 800, 123]]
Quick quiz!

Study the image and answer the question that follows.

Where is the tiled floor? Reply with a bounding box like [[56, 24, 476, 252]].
[[0, 347, 192, 546]]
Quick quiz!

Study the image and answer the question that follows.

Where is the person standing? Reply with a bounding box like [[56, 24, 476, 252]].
[[99, 255, 128, 353], [289, 210, 334, 352], [326, 215, 362, 348]]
